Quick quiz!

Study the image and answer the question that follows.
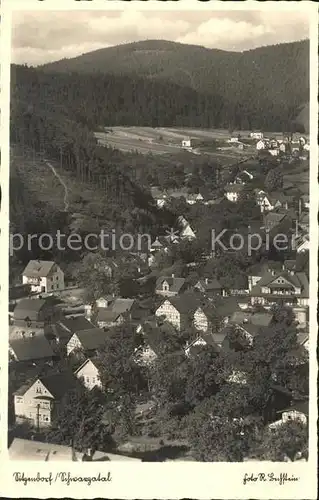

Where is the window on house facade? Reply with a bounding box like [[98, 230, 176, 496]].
[[36, 387, 42, 394]]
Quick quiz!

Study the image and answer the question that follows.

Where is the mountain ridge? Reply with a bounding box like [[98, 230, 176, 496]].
[[40, 39, 309, 127]]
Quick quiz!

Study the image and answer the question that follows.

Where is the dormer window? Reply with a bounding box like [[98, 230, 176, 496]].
[[162, 282, 169, 292]]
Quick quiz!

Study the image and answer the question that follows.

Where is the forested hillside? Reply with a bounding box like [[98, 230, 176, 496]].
[[12, 56, 307, 132], [40, 39, 309, 132]]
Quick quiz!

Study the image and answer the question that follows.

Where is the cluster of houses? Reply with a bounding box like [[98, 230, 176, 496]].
[[8, 134, 310, 442], [255, 135, 309, 159], [226, 131, 309, 160]]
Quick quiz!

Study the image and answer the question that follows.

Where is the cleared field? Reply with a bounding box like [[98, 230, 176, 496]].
[[95, 127, 257, 160]]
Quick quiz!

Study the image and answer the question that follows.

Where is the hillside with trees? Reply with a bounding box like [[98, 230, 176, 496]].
[[39, 39, 309, 132]]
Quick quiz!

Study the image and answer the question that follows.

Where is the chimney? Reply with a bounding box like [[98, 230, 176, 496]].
[[171, 273, 175, 278], [205, 278, 209, 285]]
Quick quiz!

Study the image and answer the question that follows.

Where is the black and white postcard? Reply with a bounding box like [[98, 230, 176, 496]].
[[0, 1, 318, 498]]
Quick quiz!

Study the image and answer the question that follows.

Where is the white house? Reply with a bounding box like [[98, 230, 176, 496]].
[[22, 260, 64, 294], [278, 401, 308, 426], [228, 135, 240, 143], [250, 131, 263, 140], [182, 138, 192, 148], [255, 190, 274, 212], [296, 235, 309, 253], [177, 216, 196, 239], [225, 184, 244, 202], [186, 193, 204, 205], [74, 358, 102, 390], [269, 149, 279, 157], [256, 140, 266, 150], [14, 372, 76, 428]]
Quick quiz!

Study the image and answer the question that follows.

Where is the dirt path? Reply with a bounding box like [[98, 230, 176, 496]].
[[44, 160, 69, 211]]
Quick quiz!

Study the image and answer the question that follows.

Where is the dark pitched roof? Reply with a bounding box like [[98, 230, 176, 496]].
[[250, 271, 309, 298], [59, 317, 95, 334], [230, 311, 273, 327], [14, 380, 35, 396], [190, 333, 220, 349], [96, 309, 122, 323], [279, 400, 309, 416], [14, 299, 47, 314], [110, 298, 135, 314], [10, 336, 55, 362], [214, 297, 240, 318], [212, 329, 229, 346], [220, 274, 248, 290], [195, 278, 222, 291], [22, 260, 56, 278], [156, 276, 186, 293], [74, 357, 103, 375], [238, 323, 260, 338], [168, 293, 201, 314], [72, 328, 110, 351], [39, 371, 77, 399], [262, 212, 287, 231]]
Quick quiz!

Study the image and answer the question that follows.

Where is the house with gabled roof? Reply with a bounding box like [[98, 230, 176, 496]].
[[250, 269, 309, 309], [14, 371, 77, 428], [297, 331, 309, 352], [155, 293, 200, 331], [193, 304, 221, 334], [96, 298, 135, 328], [155, 275, 186, 297], [13, 298, 56, 327], [9, 334, 56, 363], [177, 216, 196, 240], [269, 400, 309, 428], [22, 260, 64, 294], [262, 211, 291, 233], [185, 333, 220, 357], [225, 183, 245, 202], [54, 316, 95, 346], [295, 234, 309, 254], [229, 310, 273, 328], [66, 328, 110, 356], [74, 358, 103, 390], [213, 296, 241, 324], [194, 278, 224, 298], [254, 190, 274, 212]]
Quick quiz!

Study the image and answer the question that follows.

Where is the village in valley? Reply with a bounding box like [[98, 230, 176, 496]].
[[6, 12, 311, 462], [8, 126, 310, 462]]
